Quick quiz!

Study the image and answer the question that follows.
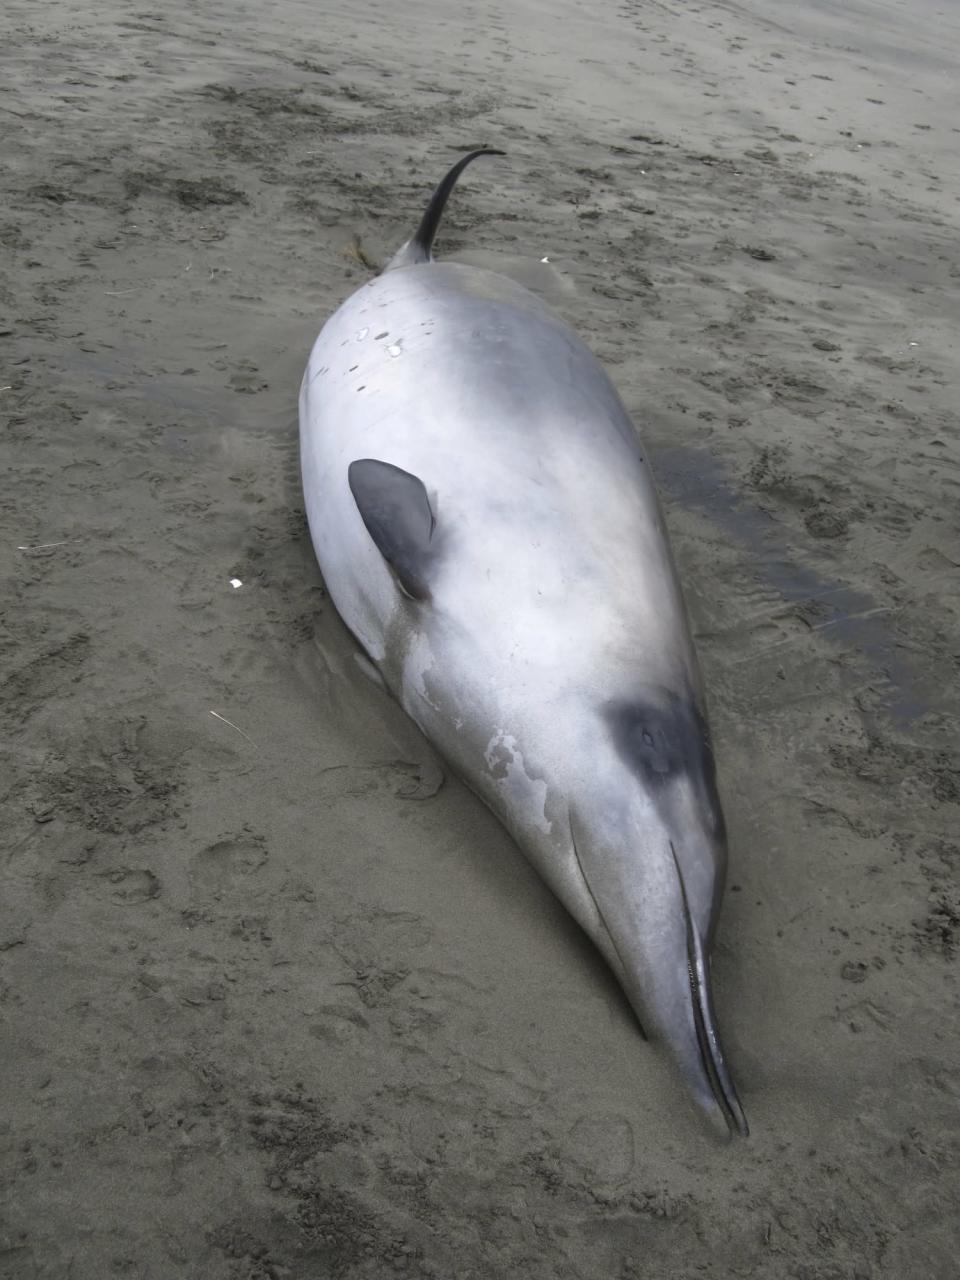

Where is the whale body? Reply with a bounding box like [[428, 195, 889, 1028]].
[[299, 151, 748, 1136]]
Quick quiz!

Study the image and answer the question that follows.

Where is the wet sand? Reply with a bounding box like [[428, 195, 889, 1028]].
[[2, 0, 959, 1275]]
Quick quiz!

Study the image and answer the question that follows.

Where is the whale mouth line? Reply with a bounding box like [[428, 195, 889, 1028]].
[[670, 842, 749, 1138], [568, 811, 647, 1039]]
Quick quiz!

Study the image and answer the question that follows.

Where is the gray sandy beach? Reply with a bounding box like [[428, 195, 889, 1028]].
[[2, 0, 959, 1274]]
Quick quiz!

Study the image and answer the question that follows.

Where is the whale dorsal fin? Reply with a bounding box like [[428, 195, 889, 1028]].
[[385, 149, 505, 271], [348, 458, 437, 601]]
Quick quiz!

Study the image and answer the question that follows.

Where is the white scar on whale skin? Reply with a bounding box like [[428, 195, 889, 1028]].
[[484, 730, 552, 835]]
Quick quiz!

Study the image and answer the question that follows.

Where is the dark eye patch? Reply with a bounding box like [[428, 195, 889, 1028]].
[[625, 717, 676, 778], [604, 689, 720, 809]]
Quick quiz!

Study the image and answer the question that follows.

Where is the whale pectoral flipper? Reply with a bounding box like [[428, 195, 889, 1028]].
[[348, 458, 437, 602]]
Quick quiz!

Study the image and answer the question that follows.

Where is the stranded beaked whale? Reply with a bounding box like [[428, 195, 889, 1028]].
[[299, 150, 748, 1137]]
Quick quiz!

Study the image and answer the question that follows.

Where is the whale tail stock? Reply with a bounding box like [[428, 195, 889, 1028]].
[[386, 148, 506, 271]]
